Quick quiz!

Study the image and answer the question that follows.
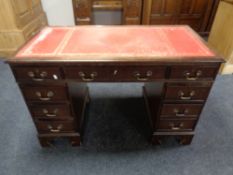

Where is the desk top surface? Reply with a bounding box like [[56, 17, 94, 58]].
[[12, 26, 220, 62]]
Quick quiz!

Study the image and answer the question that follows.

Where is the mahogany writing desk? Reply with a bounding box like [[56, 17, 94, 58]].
[[8, 26, 223, 147]]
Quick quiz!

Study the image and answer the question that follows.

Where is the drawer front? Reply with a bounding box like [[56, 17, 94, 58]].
[[22, 86, 68, 102], [13, 67, 62, 81], [157, 120, 196, 131], [115, 66, 166, 81], [160, 104, 203, 118], [170, 66, 218, 80], [165, 86, 210, 101], [29, 104, 73, 119], [36, 121, 76, 133], [64, 66, 166, 82], [64, 66, 114, 82]]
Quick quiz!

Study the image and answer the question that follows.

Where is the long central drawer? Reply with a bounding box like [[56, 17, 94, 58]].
[[64, 65, 166, 82]]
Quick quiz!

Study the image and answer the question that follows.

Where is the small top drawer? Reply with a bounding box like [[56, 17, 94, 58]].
[[169, 66, 218, 80], [13, 66, 62, 81], [64, 66, 114, 82]]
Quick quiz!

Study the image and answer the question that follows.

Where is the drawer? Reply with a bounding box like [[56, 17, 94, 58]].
[[165, 86, 210, 101], [170, 66, 218, 80], [115, 66, 166, 81], [157, 120, 196, 131], [64, 66, 114, 82], [35, 121, 76, 133], [13, 66, 62, 81], [160, 104, 203, 118], [22, 86, 68, 102], [64, 65, 166, 82], [29, 104, 73, 120]]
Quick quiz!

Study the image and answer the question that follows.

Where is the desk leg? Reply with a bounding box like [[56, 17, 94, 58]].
[[152, 133, 194, 145], [38, 133, 81, 148]]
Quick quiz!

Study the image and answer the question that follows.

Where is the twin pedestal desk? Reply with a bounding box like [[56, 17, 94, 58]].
[[8, 26, 223, 147]]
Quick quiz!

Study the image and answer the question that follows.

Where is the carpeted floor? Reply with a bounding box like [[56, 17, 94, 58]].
[[0, 60, 233, 175]]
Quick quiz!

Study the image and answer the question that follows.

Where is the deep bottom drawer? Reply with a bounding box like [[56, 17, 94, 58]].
[[35, 121, 76, 133], [157, 120, 196, 131]]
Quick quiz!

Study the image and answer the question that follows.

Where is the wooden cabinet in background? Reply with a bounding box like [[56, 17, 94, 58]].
[[0, 0, 47, 57], [143, 0, 220, 35], [72, 0, 219, 35]]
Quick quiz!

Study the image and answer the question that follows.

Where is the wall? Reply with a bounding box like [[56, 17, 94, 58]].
[[41, 0, 75, 26]]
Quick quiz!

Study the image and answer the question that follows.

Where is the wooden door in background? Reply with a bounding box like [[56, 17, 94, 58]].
[[176, 0, 214, 33], [146, 0, 179, 24], [143, 0, 219, 35], [123, 0, 142, 24]]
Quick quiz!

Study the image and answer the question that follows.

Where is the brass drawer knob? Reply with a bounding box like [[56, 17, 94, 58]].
[[178, 90, 195, 100], [184, 70, 202, 80], [169, 122, 184, 130], [134, 71, 152, 81], [173, 108, 189, 117], [48, 124, 63, 133], [79, 72, 97, 82], [42, 109, 58, 117], [35, 91, 54, 101]]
